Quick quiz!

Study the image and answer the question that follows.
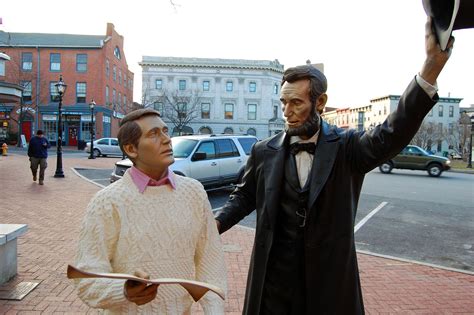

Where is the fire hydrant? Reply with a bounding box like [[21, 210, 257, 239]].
[[2, 143, 8, 156]]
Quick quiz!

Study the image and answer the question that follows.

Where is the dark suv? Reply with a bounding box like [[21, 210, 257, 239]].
[[110, 134, 258, 189], [378, 145, 451, 177]]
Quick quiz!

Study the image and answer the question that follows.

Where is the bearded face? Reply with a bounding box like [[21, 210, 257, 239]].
[[285, 105, 320, 137]]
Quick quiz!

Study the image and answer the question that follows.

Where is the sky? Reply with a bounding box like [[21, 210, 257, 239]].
[[1, 0, 473, 108]]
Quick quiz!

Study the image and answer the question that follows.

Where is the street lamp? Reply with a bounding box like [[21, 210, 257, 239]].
[[54, 75, 67, 178], [468, 121, 473, 169], [460, 111, 472, 169], [88, 99, 96, 159]]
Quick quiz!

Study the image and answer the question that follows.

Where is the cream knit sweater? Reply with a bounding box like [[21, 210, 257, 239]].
[[74, 171, 227, 314]]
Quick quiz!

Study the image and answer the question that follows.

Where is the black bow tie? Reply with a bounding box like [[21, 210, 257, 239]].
[[289, 142, 316, 155]]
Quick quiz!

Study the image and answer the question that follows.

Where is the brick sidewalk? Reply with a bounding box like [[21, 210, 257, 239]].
[[0, 153, 473, 314]]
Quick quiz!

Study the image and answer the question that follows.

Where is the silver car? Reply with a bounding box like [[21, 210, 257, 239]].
[[86, 137, 123, 158], [110, 134, 258, 189]]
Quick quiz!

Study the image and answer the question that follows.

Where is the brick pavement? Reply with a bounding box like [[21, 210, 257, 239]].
[[0, 152, 473, 314]]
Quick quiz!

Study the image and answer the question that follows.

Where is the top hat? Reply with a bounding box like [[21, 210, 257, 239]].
[[422, 0, 474, 50]]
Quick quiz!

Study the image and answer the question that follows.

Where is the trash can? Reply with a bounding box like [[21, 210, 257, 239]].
[[78, 140, 87, 150]]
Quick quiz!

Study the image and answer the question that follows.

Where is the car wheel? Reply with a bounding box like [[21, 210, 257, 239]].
[[93, 148, 101, 158], [427, 163, 442, 177], [379, 162, 393, 174]]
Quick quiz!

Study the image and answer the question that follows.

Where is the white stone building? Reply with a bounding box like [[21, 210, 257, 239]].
[[139, 56, 285, 140]]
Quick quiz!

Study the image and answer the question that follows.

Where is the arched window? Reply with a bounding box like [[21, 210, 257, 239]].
[[223, 127, 234, 134], [199, 126, 212, 134], [114, 46, 121, 60], [247, 128, 257, 136]]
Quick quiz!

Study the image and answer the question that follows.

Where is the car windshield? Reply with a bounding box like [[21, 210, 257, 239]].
[[171, 138, 198, 158], [238, 138, 257, 155]]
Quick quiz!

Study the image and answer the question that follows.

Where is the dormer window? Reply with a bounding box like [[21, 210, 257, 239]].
[[114, 46, 121, 60]]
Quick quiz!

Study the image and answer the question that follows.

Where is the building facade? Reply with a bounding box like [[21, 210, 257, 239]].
[[323, 94, 463, 156], [140, 56, 285, 140], [0, 23, 133, 146]]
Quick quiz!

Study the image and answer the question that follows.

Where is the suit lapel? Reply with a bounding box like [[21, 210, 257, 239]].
[[264, 132, 287, 229], [308, 122, 340, 210]]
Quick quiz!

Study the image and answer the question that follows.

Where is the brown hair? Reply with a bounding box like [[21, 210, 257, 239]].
[[282, 65, 328, 110], [117, 108, 161, 161]]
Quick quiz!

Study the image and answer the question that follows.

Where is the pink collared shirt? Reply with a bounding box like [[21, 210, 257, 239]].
[[129, 166, 176, 193]]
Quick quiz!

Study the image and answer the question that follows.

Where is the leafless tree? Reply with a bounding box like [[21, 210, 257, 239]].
[[410, 121, 444, 151], [149, 89, 202, 136]]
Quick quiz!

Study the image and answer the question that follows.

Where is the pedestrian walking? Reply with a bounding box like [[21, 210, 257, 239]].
[[27, 129, 50, 185]]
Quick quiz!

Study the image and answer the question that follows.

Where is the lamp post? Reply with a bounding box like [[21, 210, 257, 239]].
[[88, 99, 96, 159], [468, 122, 473, 169], [54, 75, 67, 178]]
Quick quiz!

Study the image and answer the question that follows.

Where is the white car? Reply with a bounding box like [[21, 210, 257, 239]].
[[86, 137, 123, 158], [110, 134, 258, 189]]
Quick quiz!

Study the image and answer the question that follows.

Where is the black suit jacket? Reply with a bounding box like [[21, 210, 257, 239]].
[[215, 78, 437, 314]]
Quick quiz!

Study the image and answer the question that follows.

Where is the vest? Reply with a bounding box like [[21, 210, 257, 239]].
[[261, 153, 310, 314]]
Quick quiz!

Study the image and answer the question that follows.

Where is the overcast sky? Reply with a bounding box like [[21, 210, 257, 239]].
[[1, 0, 473, 108]]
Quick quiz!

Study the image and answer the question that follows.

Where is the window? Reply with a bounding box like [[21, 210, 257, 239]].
[[384, 106, 387, 115], [22, 53, 33, 71], [76, 82, 87, 103], [273, 84, 278, 95], [248, 104, 257, 120], [224, 103, 234, 119], [216, 139, 239, 158], [118, 92, 122, 107], [238, 137, 257, 154], [124, 74, 127, 86], [448, 123, 454, 135], [123, 95, 127, 108], [449, 106, 454, 117], [226, 81, 233, 92], [156, 79, 163, 90], [113, 66, 117, 81], [246, 128, 257, 137], [50, 82, 60, 102], [43, 121, 57, 141], [106, 86, 109, 105], [199, 126, 212, 134], [50, 53, 61, 71], [178, 102, 187, 118], [223, 127, 234, 134], [438, 104, 443, 117], [114, 46, 121, 60], [273, 105, 279, 118], [21, 81, 32, 103], [113, 89, 116, 106], [153, 102, 163, 113], [76, 54, 87, 72], [106, 59, 110, 77], [203, 80, 210, 91], [81, 122, 92, 141], [437, 140, 442, 152], [119, 70, 122, 85], [179, 80, 186, 91], [196, 141, 216, 159], [0, 60, 4, 76], [201, 103, 210, 119], [249, 82, 256, 93]]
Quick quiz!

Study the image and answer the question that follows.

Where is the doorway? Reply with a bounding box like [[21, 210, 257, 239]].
[[68, 127, 78, 146]]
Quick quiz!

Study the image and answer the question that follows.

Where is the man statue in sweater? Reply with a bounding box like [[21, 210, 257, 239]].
[[215, 17, 454, 314], [27, 129, 50, 185], [74, 108, 226, 314]]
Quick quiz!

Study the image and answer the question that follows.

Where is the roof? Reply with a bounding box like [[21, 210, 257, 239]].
[[140, 56, 284, 73], [0, 31, 105, 48]]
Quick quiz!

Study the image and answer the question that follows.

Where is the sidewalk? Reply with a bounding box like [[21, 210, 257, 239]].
[[0, 153, 473, 314]]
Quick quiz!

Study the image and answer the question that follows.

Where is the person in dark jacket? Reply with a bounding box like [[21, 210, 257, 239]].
[[215, 17, 454, 315], [28, 129, 50, 185]]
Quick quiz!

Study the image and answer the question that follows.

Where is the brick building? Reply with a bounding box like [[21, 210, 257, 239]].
[[0, 23, 133, 146]]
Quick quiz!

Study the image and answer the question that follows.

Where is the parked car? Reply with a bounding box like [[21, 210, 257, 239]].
[[378, 145, 451, 177], [110, 134, 258, 189], [86, 137, 123, 157]]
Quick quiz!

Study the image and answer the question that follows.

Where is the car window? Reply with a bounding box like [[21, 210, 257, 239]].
[[407, 147, 422, 155], [171, 138, 198, 158], [111, 139, 119, 146], [216, 139, 239, 158], [98, 139, 109, 145], [238, 137, 257, 155], [196, 141, 216, 159]]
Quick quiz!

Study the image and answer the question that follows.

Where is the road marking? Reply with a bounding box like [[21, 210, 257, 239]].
[[71, 168, 106, 189], [354, 201, 388, 233]]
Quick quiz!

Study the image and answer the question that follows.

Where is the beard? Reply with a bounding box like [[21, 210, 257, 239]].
[[285, 109, 320, 137]]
